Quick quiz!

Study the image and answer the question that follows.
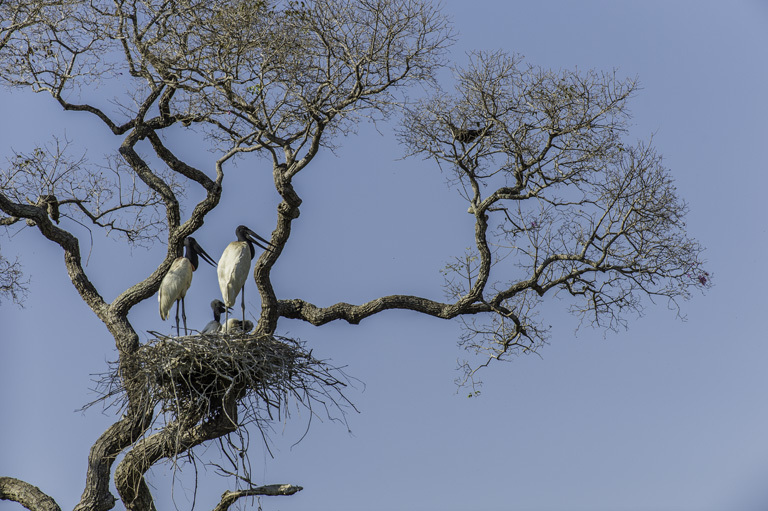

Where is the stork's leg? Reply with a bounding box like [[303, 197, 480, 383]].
[[181, 296, 188, 336], [174, 300, 181, 337], [241, 286, 246, 326]]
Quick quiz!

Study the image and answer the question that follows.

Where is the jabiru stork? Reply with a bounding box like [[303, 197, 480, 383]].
[[201, 299, 230, 335], [217, 225, 274, 325], [223, 318, 254, 335], [158, 236, 216, 336]]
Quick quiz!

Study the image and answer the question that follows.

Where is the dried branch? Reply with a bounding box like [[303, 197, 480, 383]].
[[85, 331, 354, 508], [0, 190, 110, 318], [73, 411, 154, 511], [91, 333, 355, 438], [212, 484, 303, 511], [0, 248, 28, 306], [277, 293, 492, 325], [1, 1, 711, 509], [399, 51, 709, 379], [0, 138, 170, 245], [0, 477, 61, 511]]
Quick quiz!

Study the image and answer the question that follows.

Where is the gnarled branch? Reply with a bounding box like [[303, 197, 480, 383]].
[[212, 484, 303, 511], [0, 477, 61, 511], [278, 294, 491, 326]]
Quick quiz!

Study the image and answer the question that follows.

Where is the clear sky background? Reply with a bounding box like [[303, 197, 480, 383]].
[[2, 1, 768, 510]]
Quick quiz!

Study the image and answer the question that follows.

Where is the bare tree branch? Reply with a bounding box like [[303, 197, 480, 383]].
[[0, 477, 61, 511], [400, 51, 709, 376], [0, 248, 28, 306], [212, 484, 303, 511], [0, 1, 709, 509], [72, 411, 154, 511], [1, 138, 170, 245], [277, 294, 492, 326], [0, 192, 110, 318], [115, 394, 240, 510]]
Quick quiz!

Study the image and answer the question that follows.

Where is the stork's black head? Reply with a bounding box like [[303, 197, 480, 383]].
[[185, 237, 217, 270], [235, 225, 274, 258], [210, 299, 230, 321], [210, 299, 229, 314]]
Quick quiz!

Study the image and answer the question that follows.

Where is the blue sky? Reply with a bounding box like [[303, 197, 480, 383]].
[[2, 1, 768, 510]]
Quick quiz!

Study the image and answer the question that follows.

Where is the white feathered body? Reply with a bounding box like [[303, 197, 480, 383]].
[[218, 241, 252, 307], [158, 257, 193, 320]]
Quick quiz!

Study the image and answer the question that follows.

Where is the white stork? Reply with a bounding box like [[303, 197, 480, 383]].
[[158, 236, 216, 336], [217, 225, 273, 325]]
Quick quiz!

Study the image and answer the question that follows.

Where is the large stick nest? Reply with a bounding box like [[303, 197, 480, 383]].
[[93, 333, 354, 434]]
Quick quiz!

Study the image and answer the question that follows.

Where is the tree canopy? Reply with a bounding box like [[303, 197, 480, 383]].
[[0, 1, 709, 510]]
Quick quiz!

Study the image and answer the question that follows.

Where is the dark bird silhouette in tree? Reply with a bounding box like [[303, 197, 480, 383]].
[[448, 121, 493, 144]]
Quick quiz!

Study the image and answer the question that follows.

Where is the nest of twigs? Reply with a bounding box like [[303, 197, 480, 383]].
[[92, 332, 354, 438]]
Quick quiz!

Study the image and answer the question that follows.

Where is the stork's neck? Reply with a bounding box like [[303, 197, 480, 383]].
[[236, 228, 256, 259], [185, 246, 199, 270]]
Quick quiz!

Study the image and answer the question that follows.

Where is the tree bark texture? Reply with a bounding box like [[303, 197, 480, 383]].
[[0, 477, 61, 511]]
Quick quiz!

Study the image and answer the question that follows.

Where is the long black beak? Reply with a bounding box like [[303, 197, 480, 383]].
[[190, 238, 217, 267], [245, 227, 275, 252]]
